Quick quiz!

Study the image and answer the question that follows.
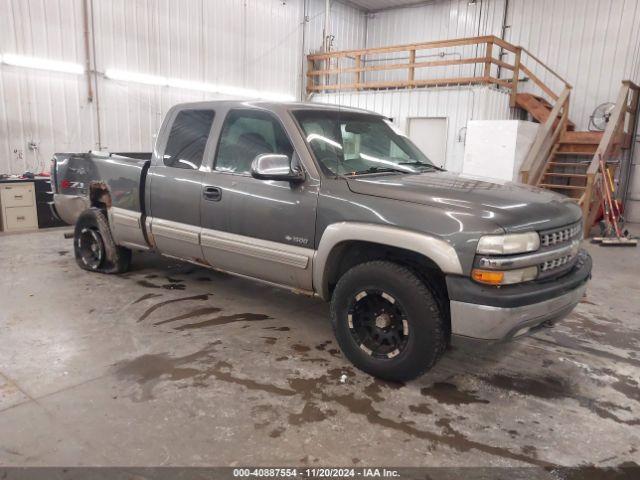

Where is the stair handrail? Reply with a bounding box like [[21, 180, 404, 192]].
[[583, 81, 640, 235], [519, 87, 571, 185], [519, 47, 572, 92]]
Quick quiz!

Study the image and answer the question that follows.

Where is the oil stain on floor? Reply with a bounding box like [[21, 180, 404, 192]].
[[113, 341, 557, 467]]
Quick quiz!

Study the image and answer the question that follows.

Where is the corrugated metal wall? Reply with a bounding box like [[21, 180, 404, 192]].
[[505, 0, 640, 130], [361, 0, 505, 84], [0, 0, 366, 174], [365, 0, 504, 46], [0, 0, 93, 174], [306, 0, 367, 54], [314, 86, 512, 172]]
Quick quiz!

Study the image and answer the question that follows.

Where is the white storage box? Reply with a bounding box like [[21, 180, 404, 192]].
[[462, 120, 539, 182]]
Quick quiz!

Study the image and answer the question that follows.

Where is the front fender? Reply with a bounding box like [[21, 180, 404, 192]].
[[312, 222, 463, 300]]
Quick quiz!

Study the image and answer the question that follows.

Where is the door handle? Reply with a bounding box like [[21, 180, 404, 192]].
[[203, 186, 222, 202]]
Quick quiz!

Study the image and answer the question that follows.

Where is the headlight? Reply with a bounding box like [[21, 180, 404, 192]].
[[472, 266, 538, 285], [477, 232, 540, 255]]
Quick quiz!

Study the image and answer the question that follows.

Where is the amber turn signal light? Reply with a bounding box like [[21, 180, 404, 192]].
[[471, 269, 505, 285]]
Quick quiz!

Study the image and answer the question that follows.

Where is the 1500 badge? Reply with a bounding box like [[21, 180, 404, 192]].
[[285, 235, 309, 246]]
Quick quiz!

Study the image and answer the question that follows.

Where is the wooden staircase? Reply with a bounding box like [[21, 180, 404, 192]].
[[515, 92, 602, 202], [535, 130, 602, 201], [518, 82, 640, 235]]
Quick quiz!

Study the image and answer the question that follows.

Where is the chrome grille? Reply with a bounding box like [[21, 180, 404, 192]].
[[540, 221, 582, 248], [540, 254, 573, 273], [536, 221, 583, 277]]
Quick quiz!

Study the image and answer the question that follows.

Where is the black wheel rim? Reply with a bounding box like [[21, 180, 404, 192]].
[[77, 227, 104, 270], [347, 289, 409, 359]]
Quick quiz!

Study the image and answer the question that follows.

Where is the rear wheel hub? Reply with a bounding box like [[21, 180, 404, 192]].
[[77, 227, 104, 270]]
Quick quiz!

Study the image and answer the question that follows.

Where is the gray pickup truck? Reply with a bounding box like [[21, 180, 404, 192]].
[[51, 100, 591, 381]]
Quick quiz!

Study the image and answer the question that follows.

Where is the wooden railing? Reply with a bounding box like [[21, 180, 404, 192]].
[[582, 81, 640, 235], [306, 35, 570, 104]]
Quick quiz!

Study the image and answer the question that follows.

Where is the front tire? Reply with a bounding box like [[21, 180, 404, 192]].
[[330, 261, 446, 382], [74, 208, 131, 274]]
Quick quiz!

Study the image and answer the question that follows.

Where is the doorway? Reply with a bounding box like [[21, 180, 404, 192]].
[[407, 117, 448, 168]]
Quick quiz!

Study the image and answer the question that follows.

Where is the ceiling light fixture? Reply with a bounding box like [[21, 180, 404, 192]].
[[105, 68, 295, 102], [1, 53, 84, 75]]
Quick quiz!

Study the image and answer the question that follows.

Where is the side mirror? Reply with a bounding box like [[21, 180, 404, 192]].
[[251, 153, 305, 182]]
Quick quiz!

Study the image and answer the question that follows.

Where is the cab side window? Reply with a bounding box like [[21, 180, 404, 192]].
[[215, 110, 293, 174], [163, 109, 215, 170]]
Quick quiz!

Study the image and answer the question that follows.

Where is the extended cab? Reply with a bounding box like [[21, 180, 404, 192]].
[[51, 101, 592, 381]]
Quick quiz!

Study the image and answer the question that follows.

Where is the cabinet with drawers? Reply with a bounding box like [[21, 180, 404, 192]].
[[0, 182, 38, 232]]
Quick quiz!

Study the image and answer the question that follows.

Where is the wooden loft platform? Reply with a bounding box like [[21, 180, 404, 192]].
[[307, 37, 640, 237], [305, 35, 566, 105]]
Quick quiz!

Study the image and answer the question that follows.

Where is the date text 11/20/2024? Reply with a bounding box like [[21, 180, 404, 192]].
[[233, 468, 400, 478]]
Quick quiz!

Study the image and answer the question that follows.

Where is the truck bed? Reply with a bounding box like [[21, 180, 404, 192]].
[[51, 151, 151, 225]]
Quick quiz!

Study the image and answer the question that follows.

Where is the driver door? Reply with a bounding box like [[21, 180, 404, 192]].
[[199, 108, 319, 290]]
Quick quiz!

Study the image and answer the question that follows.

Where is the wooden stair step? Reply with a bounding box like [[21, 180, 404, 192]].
[[515, 94, 554, 123], [544, 173, 587, 178], [514, 93, 576, 130], [555, 150, 596, 156], [548, 161, 589, 167], [557, 145, 598, 154], [560, 131, 603, 145], [539, 184, 586, 190]]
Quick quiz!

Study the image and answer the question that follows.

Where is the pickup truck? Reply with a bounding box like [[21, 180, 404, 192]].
[[51, 100, 592, 381]]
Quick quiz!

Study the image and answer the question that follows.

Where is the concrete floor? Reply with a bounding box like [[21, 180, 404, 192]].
[[0, 228, 639, 468]]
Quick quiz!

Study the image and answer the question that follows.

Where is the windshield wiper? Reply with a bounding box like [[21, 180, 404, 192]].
[[398, 161, 444, 171], [350, 166, 410, 175]]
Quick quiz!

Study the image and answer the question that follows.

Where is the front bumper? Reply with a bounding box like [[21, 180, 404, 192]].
[[447, 250, 592, 341]]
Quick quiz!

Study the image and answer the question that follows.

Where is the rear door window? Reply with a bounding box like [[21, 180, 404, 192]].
[[163, 109, 215, 169]]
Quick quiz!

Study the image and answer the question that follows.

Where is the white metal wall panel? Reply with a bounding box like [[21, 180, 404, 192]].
[[303, 0, 368, 96], [91, 0, 307, 153], [305, 0, 367, 54], [313, 86, 512, 172], [505, 0, 640, 130], [365, 0, 504, 47], [0, 0, 95, 174], [1, 0, 368, 174], [362, 0, 505, 84]]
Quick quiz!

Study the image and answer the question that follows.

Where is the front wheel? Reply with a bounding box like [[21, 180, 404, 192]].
[[330, 261, 446, 382], [74, 208, 131, 274]]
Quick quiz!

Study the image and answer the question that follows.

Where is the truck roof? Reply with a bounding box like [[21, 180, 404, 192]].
[[169, 100, 383, 117]]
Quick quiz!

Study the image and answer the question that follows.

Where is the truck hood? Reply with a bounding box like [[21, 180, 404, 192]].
[[346, 171, 582, 232]]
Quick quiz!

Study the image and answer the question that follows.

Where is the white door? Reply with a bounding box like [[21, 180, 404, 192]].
[[407, 117, 448, 168]]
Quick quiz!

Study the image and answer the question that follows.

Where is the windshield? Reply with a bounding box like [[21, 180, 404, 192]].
[[292, 110, 438, 176]]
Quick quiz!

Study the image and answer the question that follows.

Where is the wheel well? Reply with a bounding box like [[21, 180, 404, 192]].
[[325, 240, 451, 336], [89, 182, 112, 210]]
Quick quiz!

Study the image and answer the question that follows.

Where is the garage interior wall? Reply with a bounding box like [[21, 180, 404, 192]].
[[0, 0, 366, 175], [2, 0, 640, 220]]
